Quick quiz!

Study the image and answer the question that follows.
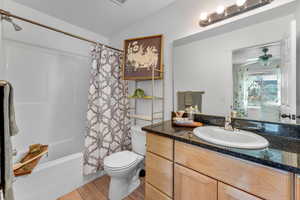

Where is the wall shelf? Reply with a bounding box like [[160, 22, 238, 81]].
[[129, 67, 165, 125], [129, 96, 164, 100], [129, 114, 163, 122]]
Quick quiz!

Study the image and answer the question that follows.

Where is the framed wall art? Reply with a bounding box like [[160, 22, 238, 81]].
[[123, 34, 164, 80]]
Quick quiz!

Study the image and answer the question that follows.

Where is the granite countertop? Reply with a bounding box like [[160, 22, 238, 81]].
[[142, 121, 300, 174]]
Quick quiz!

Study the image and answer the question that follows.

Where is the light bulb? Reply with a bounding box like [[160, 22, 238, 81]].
[[236, 0, 247, 7], [200, 12, 208, 21], [216, 5, 225, 14]]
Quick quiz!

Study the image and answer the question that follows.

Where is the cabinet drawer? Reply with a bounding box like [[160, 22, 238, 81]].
[[175, 141, 292, 200], [174, 164, 217, 200], [146, 152, 173, 197], [146, 133, 173, 160], [218, 182, 262, 200], [145, 183, 172, 200]]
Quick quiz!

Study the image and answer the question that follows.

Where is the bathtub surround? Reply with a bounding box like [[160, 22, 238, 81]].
[[0, 0, 110, 199], [84, 45, 131, 175]]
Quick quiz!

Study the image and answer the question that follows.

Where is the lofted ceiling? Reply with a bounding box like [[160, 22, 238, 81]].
[[13, 0, 176, 37]]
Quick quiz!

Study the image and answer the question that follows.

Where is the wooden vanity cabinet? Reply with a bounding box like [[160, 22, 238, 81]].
[[218, 182, 262, 200], [146, 132, 173, 160], [145, 183, 172, 200], [146, 152, 173, 197], [175, 141, 292, 200], [174, 164, 217, 200], [146, 133, 173, 199], [145, 132, 295, 200]]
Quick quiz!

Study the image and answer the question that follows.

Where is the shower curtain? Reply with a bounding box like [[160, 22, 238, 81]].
[[83, 45, 131, 175]]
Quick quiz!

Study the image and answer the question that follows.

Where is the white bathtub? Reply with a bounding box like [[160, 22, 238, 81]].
[[13, 139, 105, 200], [14, 152, 83, 200]]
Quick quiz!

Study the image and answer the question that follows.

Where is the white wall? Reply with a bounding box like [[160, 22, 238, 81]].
[[0, 0, 108, 157], [173, 15, 292, 116], [110, 0, 297, 120], [111, 0, 236, 121]]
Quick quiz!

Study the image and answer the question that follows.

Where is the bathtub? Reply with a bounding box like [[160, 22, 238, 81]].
[[13, 142, 104, 200], [14, 152, 83, 200]]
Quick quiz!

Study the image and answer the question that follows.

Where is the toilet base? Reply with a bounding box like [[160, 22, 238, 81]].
[[108, 176, 141, 200], [128, 178, 140, 195]]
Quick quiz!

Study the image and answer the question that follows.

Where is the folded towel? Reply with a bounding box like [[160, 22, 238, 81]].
[[184, 92, 193, 107], [0, 80, 19, 200]]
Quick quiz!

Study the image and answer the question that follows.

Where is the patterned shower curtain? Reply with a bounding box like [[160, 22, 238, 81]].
[[83, 45, 131, 175]]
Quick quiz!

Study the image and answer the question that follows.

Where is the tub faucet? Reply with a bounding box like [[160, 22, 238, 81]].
[[224, 116, 234, 131]]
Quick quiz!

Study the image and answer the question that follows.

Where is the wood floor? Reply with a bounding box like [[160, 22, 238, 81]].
[[57, 175, 145, 200]]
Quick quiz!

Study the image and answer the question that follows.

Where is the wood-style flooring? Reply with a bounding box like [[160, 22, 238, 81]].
[[57, 175, 145, 200]]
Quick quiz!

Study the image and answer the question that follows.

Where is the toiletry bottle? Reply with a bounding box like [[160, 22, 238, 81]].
[[194, 105, 199, 114], [188, 106, 194, 121], [230, 106, 237, 118]]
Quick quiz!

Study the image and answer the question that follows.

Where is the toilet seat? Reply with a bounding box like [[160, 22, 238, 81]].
[[104, 151, 141, 171]]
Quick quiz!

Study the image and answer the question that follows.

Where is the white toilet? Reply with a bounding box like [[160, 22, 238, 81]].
[[104, 126, 146, 200]]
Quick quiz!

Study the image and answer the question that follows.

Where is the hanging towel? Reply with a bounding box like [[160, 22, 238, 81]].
[[0, 80, 19, 200]]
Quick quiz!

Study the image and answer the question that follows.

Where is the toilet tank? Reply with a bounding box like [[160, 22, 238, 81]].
[[131, 126, 146, 156]]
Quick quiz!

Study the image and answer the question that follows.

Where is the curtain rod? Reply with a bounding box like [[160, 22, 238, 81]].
[[0, 9, 123, 52]]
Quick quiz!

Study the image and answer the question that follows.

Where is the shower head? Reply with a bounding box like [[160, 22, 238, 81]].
[[1, 14, 23, 31]]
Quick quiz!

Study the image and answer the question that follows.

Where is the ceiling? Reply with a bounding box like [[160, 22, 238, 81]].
[[13, 0, 176, 37]]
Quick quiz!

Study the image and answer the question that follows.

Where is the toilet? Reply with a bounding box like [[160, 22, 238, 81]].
[[104, 126, 146, 200]]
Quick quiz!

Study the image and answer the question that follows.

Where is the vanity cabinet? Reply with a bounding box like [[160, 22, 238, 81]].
[[218, 182, 262, 200], [145, 132, 295, 200], [146, 152, 173, 197], [146, 133, 173, 199], [145, 183, 172, 200], [146, 133, 173, 160], [174, 164, 217, 200], [175, 141, 292, 200]]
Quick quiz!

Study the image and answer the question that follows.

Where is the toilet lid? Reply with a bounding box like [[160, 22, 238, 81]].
[[104, 151, 138, 169]]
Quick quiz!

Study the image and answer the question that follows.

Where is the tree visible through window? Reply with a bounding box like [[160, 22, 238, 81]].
[[246, 71, 281, 107]]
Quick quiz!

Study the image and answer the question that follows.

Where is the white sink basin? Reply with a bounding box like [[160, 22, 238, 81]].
[[193, 126, 269, 149]]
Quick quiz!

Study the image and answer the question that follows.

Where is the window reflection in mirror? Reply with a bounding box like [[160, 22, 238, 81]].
[[233, 42, 282, 122]]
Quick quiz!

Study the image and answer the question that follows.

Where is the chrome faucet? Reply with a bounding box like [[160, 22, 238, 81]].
[[224, 116, 234, 131]]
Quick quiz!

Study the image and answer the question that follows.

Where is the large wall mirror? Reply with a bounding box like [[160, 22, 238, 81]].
[[173, 14, 298, 124]]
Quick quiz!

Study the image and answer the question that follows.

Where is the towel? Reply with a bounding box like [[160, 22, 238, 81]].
[[0, 80, 19, 200], [184, 92, 193, 107]]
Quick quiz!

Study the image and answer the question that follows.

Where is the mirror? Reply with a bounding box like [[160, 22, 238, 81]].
[[173, 15, 298, 123], [233, 42, 282, 122]]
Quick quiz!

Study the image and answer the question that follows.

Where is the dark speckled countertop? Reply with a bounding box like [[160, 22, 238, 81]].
[[142, 121, 300, 174]]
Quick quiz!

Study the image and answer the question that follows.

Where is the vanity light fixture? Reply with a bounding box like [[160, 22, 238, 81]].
[[236, 0, 247, 7], [200, 12, 208, 21], [199, 0, 273, 27], [216, 5, 225, 15]]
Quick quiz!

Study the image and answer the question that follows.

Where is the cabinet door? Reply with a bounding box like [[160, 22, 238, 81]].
[[146, 152, 173, 197], [146, 133, 173, 160], [145, 183, 172, 200], [175, 141, 292, 200], [174, 164, 217, 200], [218, 182, 262, 200]]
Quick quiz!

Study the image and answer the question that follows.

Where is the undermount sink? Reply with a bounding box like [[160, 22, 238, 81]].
[[193, 126, 269, 149]]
